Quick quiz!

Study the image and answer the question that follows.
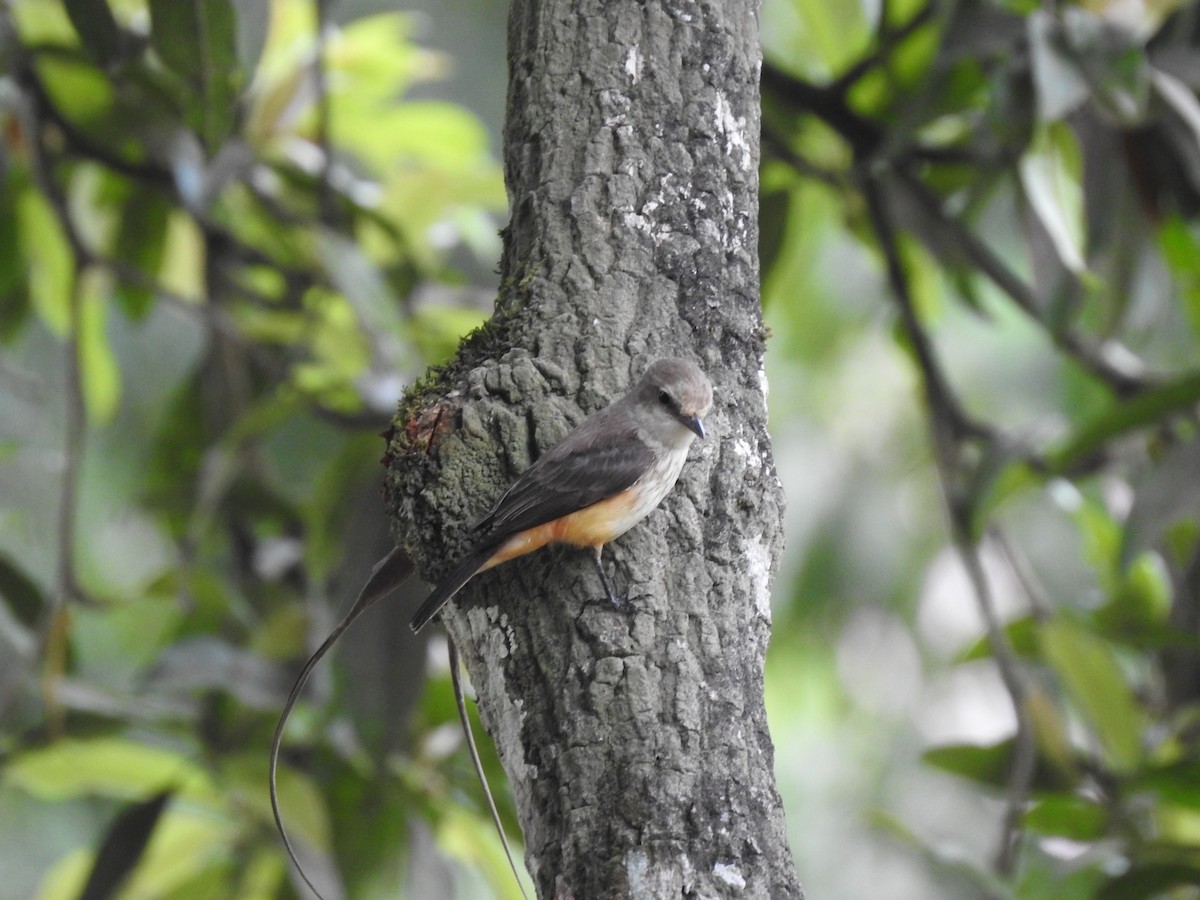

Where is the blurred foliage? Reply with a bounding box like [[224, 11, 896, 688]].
[[7, 0, 1200, 898], [0, 0, 515, 897], [763, 0, 1200, 897]]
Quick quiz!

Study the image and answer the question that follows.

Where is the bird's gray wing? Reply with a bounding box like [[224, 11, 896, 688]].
[[473, 416, 654, 541]]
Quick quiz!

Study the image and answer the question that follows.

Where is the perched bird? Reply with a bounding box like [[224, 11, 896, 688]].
[[271, 358, 713, 899], [409, 357, 713, 632]]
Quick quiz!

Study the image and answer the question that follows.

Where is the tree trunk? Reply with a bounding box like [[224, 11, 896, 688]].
[[385, 0, 800, 896]]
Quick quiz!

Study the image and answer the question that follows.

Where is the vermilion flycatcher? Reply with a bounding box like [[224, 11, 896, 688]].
[[409, 357, 713, 632]]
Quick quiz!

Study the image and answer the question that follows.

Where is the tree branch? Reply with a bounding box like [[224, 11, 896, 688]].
[[894, 166, 1149, 397], [863, 174, 1034, 878]]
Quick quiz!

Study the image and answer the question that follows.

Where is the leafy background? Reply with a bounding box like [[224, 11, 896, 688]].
[[2, 0, 1200, 898]]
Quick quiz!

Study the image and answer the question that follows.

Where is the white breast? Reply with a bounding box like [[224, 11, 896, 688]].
[[608, 443, 692, 539]]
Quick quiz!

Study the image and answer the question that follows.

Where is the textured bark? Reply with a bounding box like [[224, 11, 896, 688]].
[[385, 0, 799, 897]]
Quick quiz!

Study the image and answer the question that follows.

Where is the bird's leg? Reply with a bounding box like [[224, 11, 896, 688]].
[[591, 545, 622, 607]]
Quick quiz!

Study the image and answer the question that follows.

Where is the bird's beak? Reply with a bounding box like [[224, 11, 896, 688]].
[[684, 416, 705, 439]]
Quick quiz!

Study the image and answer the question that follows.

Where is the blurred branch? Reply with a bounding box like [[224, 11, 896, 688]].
[[10, 23, 95, 735], [829, 0, 938, 97], [11, 41, 323, 302], [861, 178, 987, 447], [19, 66, 173, 189], [761, 64, 882, 159], [1164, 537, 1200, 709], [761, 127, 849, 188], [21, 88, 86, 610], [98, 257, 242, 336], [765, 17, 1152, 402], [863, 175, 1034, 880], [956, 536, 1035, 877], [894, 166, 1149, 397], [992, 528, 1053, 622]]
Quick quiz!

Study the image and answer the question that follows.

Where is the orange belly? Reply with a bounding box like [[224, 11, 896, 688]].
[[480, 488, 641, 571], [477, 445, 690, 573]]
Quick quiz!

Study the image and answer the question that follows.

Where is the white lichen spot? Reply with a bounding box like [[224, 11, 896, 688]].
[[625, 46, 641, 82], [622, 192, 676, 245], [714, 92, 752, 172], [745, 534, 773, 622], [626, 850, 651, 893], [730, 437, 760, 468], [622, 211, 652, 234], [713, 862, 746, 891]]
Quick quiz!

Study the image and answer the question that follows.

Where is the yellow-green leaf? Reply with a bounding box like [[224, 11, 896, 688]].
[[19, 190, 74, 336], [4, 737, 217, 804], [78, 274, 121, 424], [1040, 618, 1143, 772]]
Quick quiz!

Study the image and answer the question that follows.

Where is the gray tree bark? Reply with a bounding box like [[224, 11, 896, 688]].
[[385, 0, 799, 897]]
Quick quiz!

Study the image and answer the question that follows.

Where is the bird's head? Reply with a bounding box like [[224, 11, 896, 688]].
[[636, 358, 713, 442]]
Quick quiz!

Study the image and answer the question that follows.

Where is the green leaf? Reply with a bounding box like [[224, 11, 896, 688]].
[[436, 804, 531, 900], [1095, 863, 1200, 900], [18, 189, 74, 336], [1019, 121, 1087, 275], [147, 0, 242, 151], [78, 274, 121, 424], [411, 305, 489, 366], [1131, 760, 1200, 809], [112, 189, 172, 320], [32, 50, 119, 136], [1040, 618, 1144, 772], [4, 737, 217, 803], [1157, 215, 1200, 346], [112, 811, 232, 898], [1093, 559, 1179, 651], [1049, 372, 1200, 474], [789, 0, 871, 77], [1014, 855, 1107, 900], [923, 741, 1013, 788], [1024, 794, 1108, 840], [958, 614, 1041, 662], [0, 551, 47, 628], [0, 169, 32, 341], [339, 101, 493, 174], [64, 0, 123, 68]]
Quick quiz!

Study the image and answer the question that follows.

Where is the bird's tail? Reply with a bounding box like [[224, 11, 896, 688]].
[[409, 541, 500, 634]]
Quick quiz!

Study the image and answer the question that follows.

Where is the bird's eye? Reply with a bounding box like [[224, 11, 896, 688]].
[[658, 390, 672, 406]]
